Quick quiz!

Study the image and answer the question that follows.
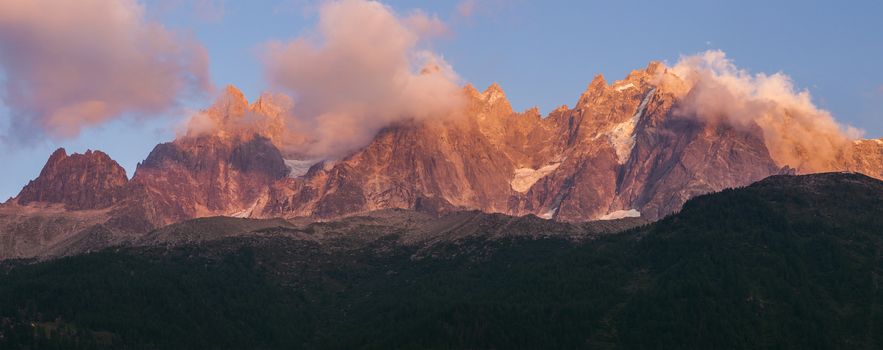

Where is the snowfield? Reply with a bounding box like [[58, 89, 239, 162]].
[[598, 209, 641, 220], [510, 163, 561, 193]]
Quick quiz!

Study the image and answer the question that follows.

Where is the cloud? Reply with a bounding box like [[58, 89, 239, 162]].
[[152, 0, 226, 22], [457, 0, 477, 17], [455, 0, 509, 19], [669, 50, 862, 172], [194, 0, 226, 22], [262, 0, 464, 157], [404, 10, 450, 38], [0, 0, 211, 141]]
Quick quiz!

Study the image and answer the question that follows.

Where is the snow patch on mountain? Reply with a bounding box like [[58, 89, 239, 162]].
[[853, 139, 883, 145], [510, 163, 561, 193], [284, 159, 321, 178], [614, 83, 635, 92], [597, 209, 641, 220], [539, 205, 559, 219], [230, 198, 262, 218], [608, 88, 655, 164]]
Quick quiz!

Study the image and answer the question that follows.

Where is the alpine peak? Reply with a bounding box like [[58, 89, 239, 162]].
[[462, 83, 482, 99], [480, 82, 512, 114], [15, 148, 128, 210], [577, 74, 608, 106]]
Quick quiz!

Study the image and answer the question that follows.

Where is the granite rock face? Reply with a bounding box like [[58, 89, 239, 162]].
[[126, 134, 288, 227], [15, 148, 128, 210], [266, 62, 789, 221]]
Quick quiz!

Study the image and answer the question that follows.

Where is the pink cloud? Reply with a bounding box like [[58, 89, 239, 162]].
[[455, 0, 509, 18], [670, 50, 862, 172], [457, 0, 477, 17], [262, 0, 464, 157], [194, 0, 226, 22], [0, 0, 211, 140], [404, 10, 450, 38]]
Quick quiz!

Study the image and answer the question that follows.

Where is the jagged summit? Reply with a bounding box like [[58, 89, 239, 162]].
[[482, 82, 509, 103], [576, 62, 674, 107], [15, 148, 128, 210], [462, 83, 480, 96], [211, 84, 249, 117], [483, 82, 504, 95], [461, 82, 514, 121], [646, 60, 664, 74], [222, 84, 246, 99], [577, 74, 608, 106], [250, 92, 289, 116], [184, 84, 288, 146], [589, 73, 607, 87], [44, 147, 69, 167]]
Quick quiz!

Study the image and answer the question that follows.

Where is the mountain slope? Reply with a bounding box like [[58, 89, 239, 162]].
[[1, 173, 881, 349]]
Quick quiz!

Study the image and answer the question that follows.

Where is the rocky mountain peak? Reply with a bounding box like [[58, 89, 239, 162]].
[[464, 82, 514, 121], [250, 93, 285, 116], [129, 134, 288, 227], [479, 82, 513, 115], [641, 61, 665, 76], [212, 85, 249, 117], [604, 61, 668, 96], [248, 93, 289, 145], [577, 74, 608, 106], [462, 83, 482, 99], [44, 147, 69, 167], [223, 84, 247, 103], [183, 85, 291, 147], [482, 82, 507, 101], [16, 148, 128, 210], [483, 82, 504, 95]]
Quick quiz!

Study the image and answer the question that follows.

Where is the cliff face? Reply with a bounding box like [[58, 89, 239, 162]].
[[264, 62, 789, 221], [15, 148, 128, 210], [108, 86, 290, 228], [262, 83, 552, 218], [124, 134, 287, 228]]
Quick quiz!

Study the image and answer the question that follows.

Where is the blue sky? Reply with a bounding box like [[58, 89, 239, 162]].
[[1, 0, 882, 200]]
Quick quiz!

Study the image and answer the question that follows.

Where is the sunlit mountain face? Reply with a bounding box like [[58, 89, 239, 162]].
[[3, 58, 880, 260], [1, 0, 881, 348]]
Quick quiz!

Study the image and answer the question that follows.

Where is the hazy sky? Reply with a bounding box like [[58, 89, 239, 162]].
[[1, 0, 882, 200]]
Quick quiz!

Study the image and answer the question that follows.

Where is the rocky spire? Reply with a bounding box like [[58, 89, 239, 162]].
[[480, 82, 513, 115], [644, 61, 664, 75], [250, 92, 291, 117], [184, 85, 254, 141], [577, 74, 608, 107], [462, 83, 482, 99], [211, 85, 249, 119], [248, 93, 290, 146]]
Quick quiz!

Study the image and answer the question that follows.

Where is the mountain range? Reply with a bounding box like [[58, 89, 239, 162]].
[[2, 61, 882, 260]]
